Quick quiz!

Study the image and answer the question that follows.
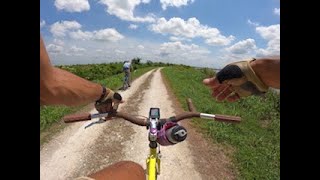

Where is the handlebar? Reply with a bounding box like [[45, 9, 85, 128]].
[[63, 98, 241, 125]]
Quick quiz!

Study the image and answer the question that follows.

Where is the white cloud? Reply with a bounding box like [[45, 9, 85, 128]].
[[54, 0, 90, 12], [256, 24, 280, 40], [69, 30, 93, 40], [40, 20, 46, 28], [70, 46, 86, 52], [274, 8, 280, 16], [225, 39, 257, 54], [157, 41, 212, 66], [169, 36, 191, 42], [70, 29, 125, 42], [50, 21, 124, 42], [151, 17, 198, 38], [160, 0, 195, 10], [53, 38, 65, 46], [216, 25, 280, 66], [219, 25, 280, 64], [129, 24, 138, 29], [93, 29, 124, 42], [160, 41, 210, 56], [66, 46, 86, 56], [115, 49, 125, 54], [50, 21, 82, 37], [255, 24, 280, 57], [150, 17, 234, 46], [247, 19, 259, 26], [201, 29, 235, 46], [98, 0, 155, 22], [138, 45, 144, 49], [47, 44, 64, 53]]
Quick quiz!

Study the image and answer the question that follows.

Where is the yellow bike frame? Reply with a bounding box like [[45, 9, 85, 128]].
[[145, 108, 162, 180], [146, 147, 161, 180]]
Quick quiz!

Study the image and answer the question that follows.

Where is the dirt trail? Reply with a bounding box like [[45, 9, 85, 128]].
[[40, 68, 237, 180]]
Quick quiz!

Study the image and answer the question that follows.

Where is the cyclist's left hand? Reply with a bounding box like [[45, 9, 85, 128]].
[[95, 89, 123, 114], [203, 60, 268, 102]]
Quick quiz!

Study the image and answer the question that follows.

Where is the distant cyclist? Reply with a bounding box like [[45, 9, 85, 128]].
[[122, 60, 132, 89]]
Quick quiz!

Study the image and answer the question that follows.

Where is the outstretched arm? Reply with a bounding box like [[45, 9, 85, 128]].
[[40, 35, 104, 106]]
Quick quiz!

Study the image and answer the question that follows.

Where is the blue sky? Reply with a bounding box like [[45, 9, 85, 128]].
[[40, 0, 280, 68]]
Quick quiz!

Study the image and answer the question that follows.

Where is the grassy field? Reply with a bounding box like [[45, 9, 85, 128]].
[[40, 66, 156, 133], [162, 66, 280, 180]]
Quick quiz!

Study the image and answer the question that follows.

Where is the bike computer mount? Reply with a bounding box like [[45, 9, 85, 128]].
[[149, 108, 160, 119]]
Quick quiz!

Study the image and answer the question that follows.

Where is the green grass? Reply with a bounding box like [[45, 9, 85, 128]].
[[40, 66, 157, 133], [40, 105, 80, 132], [162, 66, 280, 180]]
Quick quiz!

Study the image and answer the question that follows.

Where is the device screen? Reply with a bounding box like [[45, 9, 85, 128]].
[[149, 108, 160, 118]]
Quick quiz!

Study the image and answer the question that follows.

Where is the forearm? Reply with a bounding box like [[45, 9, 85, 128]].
[[250, 57, 280, 89], [40, 67, 103, 106]]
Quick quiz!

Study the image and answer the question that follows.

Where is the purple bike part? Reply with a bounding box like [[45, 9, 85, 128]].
[[157, 122, 178, 146]]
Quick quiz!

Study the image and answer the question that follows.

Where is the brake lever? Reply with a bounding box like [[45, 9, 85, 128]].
[[84, 106, 120, 129], [84, 118, 107, 129]]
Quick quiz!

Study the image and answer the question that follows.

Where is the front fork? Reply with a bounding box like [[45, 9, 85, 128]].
[[156, 146, 161, 175], [146, 146, 161, 178]]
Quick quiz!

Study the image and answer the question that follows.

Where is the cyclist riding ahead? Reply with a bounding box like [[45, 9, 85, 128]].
[[122, 60, 132, 90]]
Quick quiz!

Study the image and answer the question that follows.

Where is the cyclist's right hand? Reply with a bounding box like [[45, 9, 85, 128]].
[[95, 88, 123, 114], [203, 59, 269, 102]]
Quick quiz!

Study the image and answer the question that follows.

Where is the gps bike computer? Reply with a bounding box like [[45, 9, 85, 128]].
[[149, 108, 160, 119]]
